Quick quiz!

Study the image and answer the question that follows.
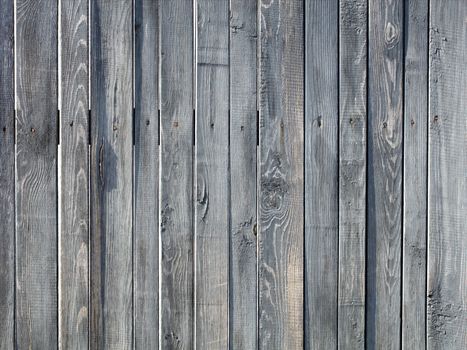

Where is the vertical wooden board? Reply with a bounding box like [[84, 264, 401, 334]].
[[0, 0, 14, 348], [15, 0, 58, 348], [402, 1, 428, 349], [90, 0, 133, 348], [59, 0, 89, 348], [367, 0, 403, 349], [229, 0, 257, 349], [133, 0, 159, 349], [195, 0, 229, 348], [258, 0, 304, 348], [338, 0, 367, 348], [159, 0, 193, 348], [428, 1, 467, 348]]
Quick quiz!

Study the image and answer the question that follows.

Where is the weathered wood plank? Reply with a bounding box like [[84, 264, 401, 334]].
[[0, 0, 14, 348], [59, 0, 89, 348], [229, 0, 257, 348], [338, 0, 367, 348], [367, 0, 403, 348], [258, 0, 304, 348], [428, 1, 467, 349], [159, 0, 193, 348], [133, 0, 159, 348], [90, 1, 133, 348], [15, 0, 58, 347], [195, 0, 229, 348], [402, 1, 428, 349]]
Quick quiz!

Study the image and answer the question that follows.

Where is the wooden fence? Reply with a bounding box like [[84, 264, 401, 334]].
[[0, 0, 466, 349]]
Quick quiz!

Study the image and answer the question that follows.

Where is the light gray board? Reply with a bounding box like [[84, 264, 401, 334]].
[[402, 0, 428, 349], [195, 0, 229, 348], [90, 0, 133, 348], [258, 0, 304, 348], [133, 0, 159, 349], [159, 0, 193, 348], [428, 1, 467, 348], [367, 0, 403, 348], [0, 0, 14, 348], [338, 0, 367, 348]]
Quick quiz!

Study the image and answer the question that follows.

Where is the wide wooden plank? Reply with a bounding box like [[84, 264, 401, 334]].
[[195, 0, 229, 348], [90, 1, 133, 348], [258, 0, 304, 348], [133, 0, 159, 348], [15, 0, 58, 347], [59, 0, 89, 348], [0, 0, 14, 348], [338, 0, 367, 348], [402, 1, 428, 349], [159, 0, 193, 348], [428, 1, 467, 348], [367, 0, 403, 348]]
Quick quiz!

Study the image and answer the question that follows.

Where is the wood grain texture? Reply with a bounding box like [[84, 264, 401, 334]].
[[59, 0, 89, 348], [338, 0, 367, 348], [428, 1, 467, 348], [229, 0, 257, 348], [15, 0, 58, 347], [159, 1, 193, 348], [195, 0, 229, 348], [367, 0, 403, 348], [0, 0, 14, 348], [133, 0, 159, 349], [90, 1, 133, 348], [402, 1, 428, 349], [258, 0, 304, 348]]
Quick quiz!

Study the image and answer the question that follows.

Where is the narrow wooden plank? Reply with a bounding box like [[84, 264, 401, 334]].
[[428, 1, 467, 348], [15, 0, 58, 347], [59, 0, 89, 348], [338, 0, 367, 348], [133, 0, 159, 348], [367, 0, 403, 348], [258, 0, 304, 348], [402, 1, 428, 349], [90, 0, 133, 348], [195, 0, 229, 347], [229, 0, 257, 348], [0, 0, 14, 348], [159, 1, 193, 348]]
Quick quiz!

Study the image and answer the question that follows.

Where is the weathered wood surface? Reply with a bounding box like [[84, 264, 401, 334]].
[[428, 1, 467, 349], [0, 0, 14, 348], [59, 0, 89, 348], [160, 0, 193, 348], [229, 0, 257, 348], [402, 1, 428, 349], [338, 0, 367, 348], [195, 0, 230, 348], [367, 0, 403, 348], [90, 0, 133, 348], [133, 0, 159, 349], [259, 0, 304, 348], [15, 0, 58, 347]]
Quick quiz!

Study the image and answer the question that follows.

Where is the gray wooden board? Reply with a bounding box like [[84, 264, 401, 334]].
[[258, 0, 304, 348], [59, 0, 89, 348], [428, 1, 467, 348], [229, 0, 257, 349], [402, 1, 428, 349], [338, 0, 367, 348], [159, 0, 193, 348], [90, 0, 133, 348], [133, 0, 159, 349], [0, 0, 14, 348], [195, 0, 229, 348], [367, 0, 403, 348]]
